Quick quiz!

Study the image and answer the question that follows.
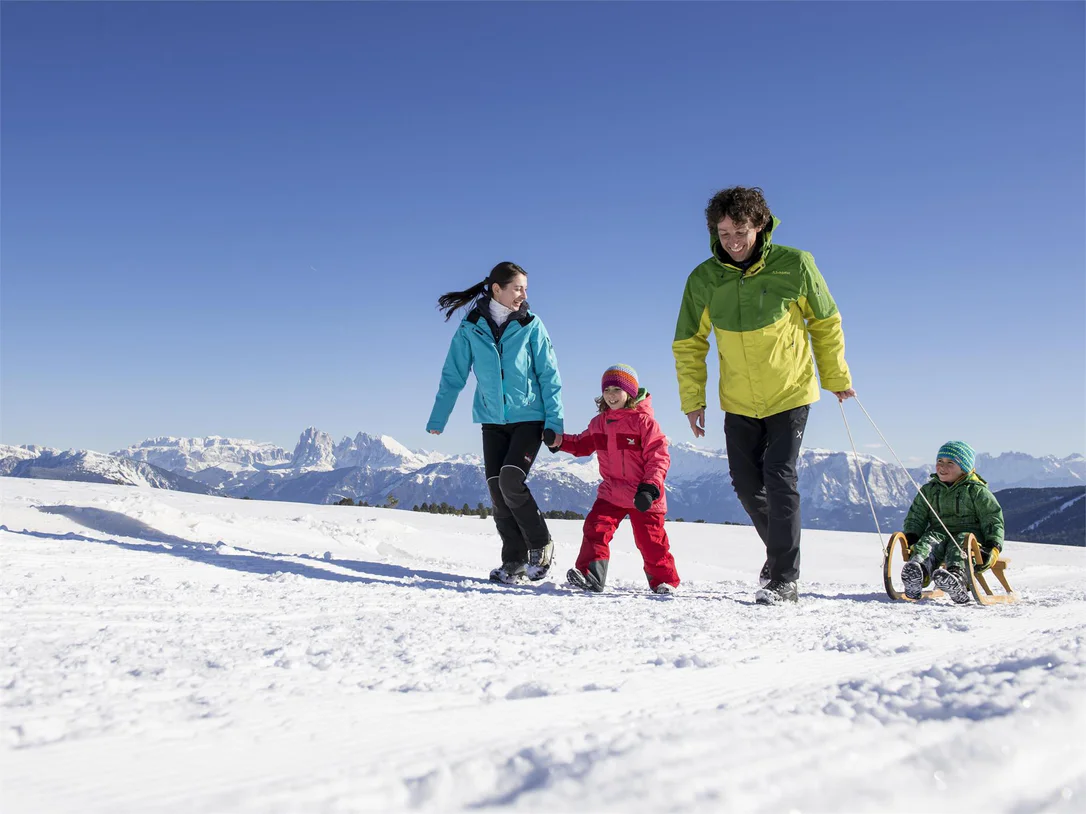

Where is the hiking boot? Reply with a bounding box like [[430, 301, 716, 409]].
[[755, 579, 799, 605], [566, 567, 604, 593], [759, 560, 772, 588], [489, 562, 528, 585], [653, 583, 678, 595], [525, 540, 554, 581], [933, 567, 971, 605], [901, 560, 925, 600]]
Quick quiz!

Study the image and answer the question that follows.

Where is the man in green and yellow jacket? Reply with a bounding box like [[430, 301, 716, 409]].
[[672, 187, 855, 605]]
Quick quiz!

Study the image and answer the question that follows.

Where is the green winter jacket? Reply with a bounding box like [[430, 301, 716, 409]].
[[673, 217, 851, 419], [903, 473, 1005, 550]]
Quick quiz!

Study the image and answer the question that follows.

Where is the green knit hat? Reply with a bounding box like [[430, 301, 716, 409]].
[[937, 440, 976, 474]]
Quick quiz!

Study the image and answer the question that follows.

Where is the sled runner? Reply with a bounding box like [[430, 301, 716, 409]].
[[964, 535, 1018, 605], [883, 532, 1018, 605]]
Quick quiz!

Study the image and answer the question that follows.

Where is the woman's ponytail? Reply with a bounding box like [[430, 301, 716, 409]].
[[436, 261, 527, 321], [437, 280, 488, 321]]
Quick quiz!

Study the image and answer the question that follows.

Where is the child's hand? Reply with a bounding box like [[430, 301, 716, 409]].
[[633, 483, 661, 512], [975, 546, 1000, 574]]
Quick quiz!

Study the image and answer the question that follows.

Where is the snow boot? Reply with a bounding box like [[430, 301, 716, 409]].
[[653, 583, 678, 595], [755, 579, 799, 605], [901, 560, 925, 600], [566, 565, 605, 593], [525, 540, 554, 582], [933, 567, 971, 605], [490, 561, 528, 585], [759, 560, 772, 588]]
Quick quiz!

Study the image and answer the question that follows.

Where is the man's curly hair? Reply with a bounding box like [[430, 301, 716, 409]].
[[705, 187, 773, 231]]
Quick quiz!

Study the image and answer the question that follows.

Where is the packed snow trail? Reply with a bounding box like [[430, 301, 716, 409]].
[[2, 478, 1084, 812]]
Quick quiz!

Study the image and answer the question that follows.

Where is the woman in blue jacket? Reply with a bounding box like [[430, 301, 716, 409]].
[[428, 262, 564, 585]]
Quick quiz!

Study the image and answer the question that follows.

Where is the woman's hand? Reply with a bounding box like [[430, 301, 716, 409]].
[[429, 430, 441, 435]]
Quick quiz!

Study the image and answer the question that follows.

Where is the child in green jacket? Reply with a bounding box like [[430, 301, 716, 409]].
[[901, 441, 1005, 604]]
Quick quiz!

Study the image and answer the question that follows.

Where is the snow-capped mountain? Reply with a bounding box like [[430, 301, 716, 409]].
[[7, 430, 1084, 534], [973, 452, 1085, 490], [0, 444, 49, 475], [115, 429, 445, 477], [332, 432, 444, 472], [115, 436, 292, 474], [2, 449, 216, 494], [289, 428, 337, 471]]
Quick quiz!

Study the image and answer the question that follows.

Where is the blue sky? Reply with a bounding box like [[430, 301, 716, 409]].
[[3, 2, 1083, 465]]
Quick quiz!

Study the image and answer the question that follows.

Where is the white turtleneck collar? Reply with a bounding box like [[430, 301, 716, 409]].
[[488, 298, 516, 327]]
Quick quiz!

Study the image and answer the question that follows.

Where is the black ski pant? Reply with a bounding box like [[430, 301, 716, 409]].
[[724, 405, 810, 583], [482, 421, 550, 564]]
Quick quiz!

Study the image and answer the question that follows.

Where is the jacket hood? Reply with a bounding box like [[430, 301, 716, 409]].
[[629, 389, 653, 416], [710, 215, 781, 265]]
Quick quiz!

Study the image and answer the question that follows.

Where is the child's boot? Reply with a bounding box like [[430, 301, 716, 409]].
[[566, 560, 607, 593], [901, 559, 925, 600], [933, 566, 971, 604]]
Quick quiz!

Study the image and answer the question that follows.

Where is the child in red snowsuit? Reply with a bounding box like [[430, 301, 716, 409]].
[[544, 364, 680, 594]]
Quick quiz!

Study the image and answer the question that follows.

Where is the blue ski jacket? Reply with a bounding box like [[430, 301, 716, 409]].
[[427, 301, 564, 434]]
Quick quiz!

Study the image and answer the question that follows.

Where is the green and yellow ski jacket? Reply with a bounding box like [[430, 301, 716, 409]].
[[672, 218, 851, 419]]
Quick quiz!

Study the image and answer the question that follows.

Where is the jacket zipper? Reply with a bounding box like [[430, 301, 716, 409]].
[[493, 326, 507, 415]]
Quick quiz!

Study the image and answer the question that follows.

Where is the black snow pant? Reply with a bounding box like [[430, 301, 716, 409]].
[[724, 405, 810, 583], [482, 422, 551, 564]]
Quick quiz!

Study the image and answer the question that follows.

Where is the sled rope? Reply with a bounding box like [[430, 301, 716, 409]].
[[849, 396, 966, 560], [838, 400, 885, 554]]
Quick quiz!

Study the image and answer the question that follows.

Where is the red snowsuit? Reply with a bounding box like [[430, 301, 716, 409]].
[[559, 392, 680, 590]]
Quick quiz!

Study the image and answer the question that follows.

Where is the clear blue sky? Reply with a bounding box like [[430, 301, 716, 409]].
[[3, 2, 1083, 466]]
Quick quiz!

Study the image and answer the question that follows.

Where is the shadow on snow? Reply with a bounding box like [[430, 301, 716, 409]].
[[8, 505, 528, 596]]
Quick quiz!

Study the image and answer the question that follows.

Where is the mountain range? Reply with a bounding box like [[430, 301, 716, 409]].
[[2, 429, 1082, 538]]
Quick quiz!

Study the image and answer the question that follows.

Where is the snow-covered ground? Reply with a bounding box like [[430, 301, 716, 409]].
[[2, 477, 1084, 813]]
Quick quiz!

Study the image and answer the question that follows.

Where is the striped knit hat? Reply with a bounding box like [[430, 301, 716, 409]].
[[601, 364, 639, 399], [937, 440, 976, 474]]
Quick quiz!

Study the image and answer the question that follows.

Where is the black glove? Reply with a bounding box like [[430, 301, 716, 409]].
[[633, 483, 661, 512], [542, 428, 556, 447], [905, 532, 920, 549]]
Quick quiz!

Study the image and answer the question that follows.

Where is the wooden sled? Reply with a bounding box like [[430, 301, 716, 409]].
[[883, 532, 1018, 605]]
